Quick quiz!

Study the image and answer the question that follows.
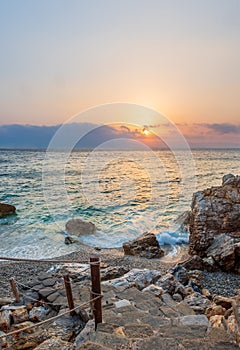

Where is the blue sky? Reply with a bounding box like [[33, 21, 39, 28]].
[[0, 0, 239, 147]]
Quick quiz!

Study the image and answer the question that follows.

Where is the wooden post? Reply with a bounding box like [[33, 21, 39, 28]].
[[9, 277, 20, 303], [90, 255, 102, 330], [64, 274, 75, 316]]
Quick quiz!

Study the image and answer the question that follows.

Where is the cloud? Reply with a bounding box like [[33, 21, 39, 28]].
[[202, 123, 240, 134], [0, 123, 159, 149], [0, 122, 239, 149]]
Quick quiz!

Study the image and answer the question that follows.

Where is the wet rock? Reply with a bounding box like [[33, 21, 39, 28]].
[[64, 235, 79, 244], [123, 232, 164, 259], [66, 218, 96, 236], [0, 203, 16, 218]]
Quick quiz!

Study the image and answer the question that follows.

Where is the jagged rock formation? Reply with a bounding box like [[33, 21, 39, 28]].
[[187, 174, 240, 272], [123, 232, 164, 259]]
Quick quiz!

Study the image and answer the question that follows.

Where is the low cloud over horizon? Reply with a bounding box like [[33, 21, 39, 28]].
[[0, 122, 239, 149]]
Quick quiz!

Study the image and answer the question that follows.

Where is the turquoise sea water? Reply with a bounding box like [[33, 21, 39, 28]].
[[0, 149, 239, 258]]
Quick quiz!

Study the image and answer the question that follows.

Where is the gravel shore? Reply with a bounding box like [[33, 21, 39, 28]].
[[0, 244, 239, 299], [0, 244, 177, 298]]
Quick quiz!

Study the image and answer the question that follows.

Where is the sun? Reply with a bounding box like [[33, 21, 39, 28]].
[[142, 128, 150, 136]]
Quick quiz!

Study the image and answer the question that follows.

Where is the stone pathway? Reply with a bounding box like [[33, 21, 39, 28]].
[[74, 284, 240, 350], [2, 265, 240, 350]]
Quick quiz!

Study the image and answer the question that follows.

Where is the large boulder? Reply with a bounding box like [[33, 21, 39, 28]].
[[123, 232, 164, 259], [0, 203, 16, 218], [65, 218, 96, 236], [188, 174, 240, 257]]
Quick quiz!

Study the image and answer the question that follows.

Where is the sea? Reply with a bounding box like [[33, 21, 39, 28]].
[[0, 149, 239, 258]]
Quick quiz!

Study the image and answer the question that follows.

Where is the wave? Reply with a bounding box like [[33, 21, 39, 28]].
[[156, 231, 189, 246]]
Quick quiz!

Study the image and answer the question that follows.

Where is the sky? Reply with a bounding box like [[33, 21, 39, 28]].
[[0, 0, 239, 148]]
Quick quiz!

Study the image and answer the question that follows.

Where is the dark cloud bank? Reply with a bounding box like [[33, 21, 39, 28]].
[[0, 123, 152, 149], [0, 122, 239, 149]]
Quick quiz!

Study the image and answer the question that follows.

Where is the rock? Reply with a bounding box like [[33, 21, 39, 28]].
[[175, 210, 191, 231], [64, 235, 79, 244], [181, 255, 204, 271], [156, 273, 177, 294], [202, 256, 219, 272], [77, 341, 111, 350], [209, 315, 224, 328], [213, 295, 233, 309], [11, 307, 29, 324], [172, 293, 183, 302], [172, 266, 189, 285], [222, 174, 236, 186], [29, 306, 49, 322], [66, 218, 96, 236], [202, 288, 211, 298], [34, 336, 72, 350], [206, 234, 236, 271], [101, 266, 129, 281], [75, 320, 95, 348], [188, 174, 240, 261], [123, 232, 164, 259], [102, 269, 161, 291], [0, 298, 13, 306], [178, 314, 210, 329], [0, 310, 11, 332], [184, 292, 212, 314], [142, 284, 163, 297], [114, 299, 131, 308], [206, 305, 226, 318], [0, 203, 16, 218]]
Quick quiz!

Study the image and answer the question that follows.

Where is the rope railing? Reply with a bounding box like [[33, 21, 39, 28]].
[[0, 295, 102, 340], [0, 254, 103, 342], [0, 256, 93, 264]]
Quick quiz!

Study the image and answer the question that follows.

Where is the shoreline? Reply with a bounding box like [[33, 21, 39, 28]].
[[0, 243, 189, 299]]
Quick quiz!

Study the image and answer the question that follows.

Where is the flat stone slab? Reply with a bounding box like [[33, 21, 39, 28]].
[[124, 323, 154, 338], [38, 287, 57, 298], [78, 341, 111, 350], [179, 315, 209, 329], [42, 278, 57, 287]]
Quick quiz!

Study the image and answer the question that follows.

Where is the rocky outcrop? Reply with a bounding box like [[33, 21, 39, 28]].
[[65, 219, 96, 236], [123, 232, 164, 259], [186, 174, 240, 272], [0, 203, 16, 218]]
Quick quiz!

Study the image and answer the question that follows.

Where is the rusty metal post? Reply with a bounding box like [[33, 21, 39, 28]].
[[64, 274, 75, 316], [9, 277, 20, 303], [90, 255, 102, 330]]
